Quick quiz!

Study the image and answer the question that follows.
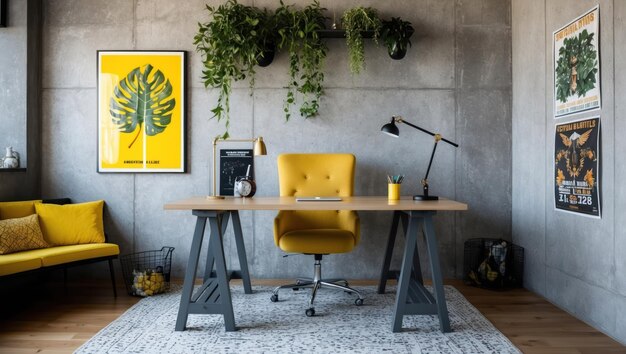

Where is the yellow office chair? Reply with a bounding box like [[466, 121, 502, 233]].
[[270, 153, 364, 316]]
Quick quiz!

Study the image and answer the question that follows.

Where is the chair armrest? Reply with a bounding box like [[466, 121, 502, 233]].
[[338, 211, 360, 245], [273, 211, 289, 247]]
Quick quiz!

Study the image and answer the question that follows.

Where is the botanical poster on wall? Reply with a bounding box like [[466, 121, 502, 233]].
[[98, 51, 186, 172], [553, 6, 600, 118], [554, 117, 600, 218]]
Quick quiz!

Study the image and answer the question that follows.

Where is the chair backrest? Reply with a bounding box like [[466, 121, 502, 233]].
[[277, 153, 355, 197], [276, 153, 356, 232]]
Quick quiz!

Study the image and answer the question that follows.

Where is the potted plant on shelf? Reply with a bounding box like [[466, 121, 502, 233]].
[[275, 0, 328, 120], [380, 17, 414, 60], [256, 8, 278, 67], [194, 0, 273, 138], [342, 6, 382, 74]]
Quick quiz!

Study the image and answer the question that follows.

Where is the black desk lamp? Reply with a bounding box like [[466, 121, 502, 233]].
[[381, 116, 459, 201]]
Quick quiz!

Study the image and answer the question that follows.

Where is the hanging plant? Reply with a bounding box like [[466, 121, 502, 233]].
[[194, 0, 272, 138], [256, 8, 279, 67], [275, 1, 328, 120], [555, 29, 598, 103], [380, 17, 413, 60], [342, 6, 382, 74]]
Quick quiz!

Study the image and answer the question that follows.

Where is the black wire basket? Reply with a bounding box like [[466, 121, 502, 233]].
[[120, 247, 174, 297], [463, 238, 524, 289]]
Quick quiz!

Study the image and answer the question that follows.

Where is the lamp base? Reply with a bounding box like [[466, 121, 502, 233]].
[[206, 195, 226, 200], [413, 195, 439, 201]]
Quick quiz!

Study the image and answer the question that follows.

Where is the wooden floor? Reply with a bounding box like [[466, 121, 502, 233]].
[[0, 279, 624, 354]]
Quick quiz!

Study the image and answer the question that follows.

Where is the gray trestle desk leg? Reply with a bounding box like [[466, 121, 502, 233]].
[[176, 213, 207, 331], [392, 212, 421, 332], [202, 211, 252, 294], [378, 211, 400, 294], [378, 211, 423, 294], [203, 212, 229, 282], [391, 211, 450, 333], [406, 211, 424, 286], [231, 211, 252, 294], [208, 213, 236, 331], [176, 210, 237, 332], [423, 214, 451, 332]]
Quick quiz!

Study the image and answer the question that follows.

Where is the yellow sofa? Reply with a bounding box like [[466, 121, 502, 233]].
[[0, 199, 120, 296]]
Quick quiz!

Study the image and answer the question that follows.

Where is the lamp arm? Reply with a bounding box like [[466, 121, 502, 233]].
[[420, 138, 440, 197], [395, 116, 459, 148], [423, 139, 439, 183]]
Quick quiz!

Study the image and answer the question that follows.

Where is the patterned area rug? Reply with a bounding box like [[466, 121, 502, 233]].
[[76, 285, 520, 354]]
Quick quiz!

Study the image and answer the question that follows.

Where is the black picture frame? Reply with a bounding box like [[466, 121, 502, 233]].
[[0, 0, 7, 28], [219, 149, 254, 196], [96, 50, 188, 173]]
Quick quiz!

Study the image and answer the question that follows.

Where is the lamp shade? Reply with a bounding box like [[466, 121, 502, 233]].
[[254, 137, 267, 156], [381, 118, 400, 137]]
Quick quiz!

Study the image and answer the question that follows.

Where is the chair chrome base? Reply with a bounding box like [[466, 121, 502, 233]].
[[270, 255, 364, 316]]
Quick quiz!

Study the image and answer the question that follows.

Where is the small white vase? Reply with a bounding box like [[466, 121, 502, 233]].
[[1, 146, 20, 168]]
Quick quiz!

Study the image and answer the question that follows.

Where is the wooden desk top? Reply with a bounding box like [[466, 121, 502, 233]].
[[164, 196, 468, 211]]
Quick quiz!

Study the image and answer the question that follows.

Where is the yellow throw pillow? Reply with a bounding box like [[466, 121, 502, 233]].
[[0, 200, 42, 220], [35, 200, 105, 246], [0, 214, 49, 254]]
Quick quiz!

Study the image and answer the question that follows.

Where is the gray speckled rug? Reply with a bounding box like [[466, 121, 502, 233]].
[[75, 285, 520, 354]]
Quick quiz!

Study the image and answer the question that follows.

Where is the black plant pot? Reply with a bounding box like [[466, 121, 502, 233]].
[[388, 42, 407, 60], [257, 43, 276, 67]]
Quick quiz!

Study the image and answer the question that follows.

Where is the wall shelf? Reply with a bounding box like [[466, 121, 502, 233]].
[[316, 28, 414, 39], [317, 29, 374, 38]]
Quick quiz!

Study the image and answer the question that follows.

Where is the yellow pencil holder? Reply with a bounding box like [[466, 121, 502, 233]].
[[388, 183, 401, 200]]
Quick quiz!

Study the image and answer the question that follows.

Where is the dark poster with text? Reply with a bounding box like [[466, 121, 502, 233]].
[[554, 117, 600, 217], [219, 149, 253, 196]]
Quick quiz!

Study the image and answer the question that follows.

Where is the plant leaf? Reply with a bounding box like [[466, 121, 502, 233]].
[[109, 64, 176, 148]]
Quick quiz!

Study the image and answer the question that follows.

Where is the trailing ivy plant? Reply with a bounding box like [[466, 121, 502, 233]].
[[275, 1, 328, 120], [342, 6, 382, 74], [194, 0, 270, 138], [555, 29, 598, 103]]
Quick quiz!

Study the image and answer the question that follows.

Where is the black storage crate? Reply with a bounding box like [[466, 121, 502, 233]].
[[463, 238, 524, 289], [120, 247, 174, 297]]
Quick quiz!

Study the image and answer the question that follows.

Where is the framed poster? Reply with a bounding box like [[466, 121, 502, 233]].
[[0, 0, 6, 27], [553, 6, 600, 118], [219, 149, 254, 196], [554, 117, 600, 218], [97, 51, 186, 172]]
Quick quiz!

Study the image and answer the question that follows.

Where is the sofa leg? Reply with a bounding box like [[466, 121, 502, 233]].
[[108, 259, 117, 297], [63, 268, 68, 295]]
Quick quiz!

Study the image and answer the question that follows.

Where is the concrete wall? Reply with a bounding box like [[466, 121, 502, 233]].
[[0, 0, 27, 165], [512, 0, 626, 344], [0, 0, 41, 201], [40, 0, 511, 280]]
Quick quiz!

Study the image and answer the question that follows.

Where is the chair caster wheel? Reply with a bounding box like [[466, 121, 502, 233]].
[[305, 308, 315, 317], [270, 294, 278, 302], [355, 298, 364, 306], [292, 288, 299, 291]]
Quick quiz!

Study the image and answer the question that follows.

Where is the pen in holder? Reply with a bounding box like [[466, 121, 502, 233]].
[[387, 175, 404, 200]]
